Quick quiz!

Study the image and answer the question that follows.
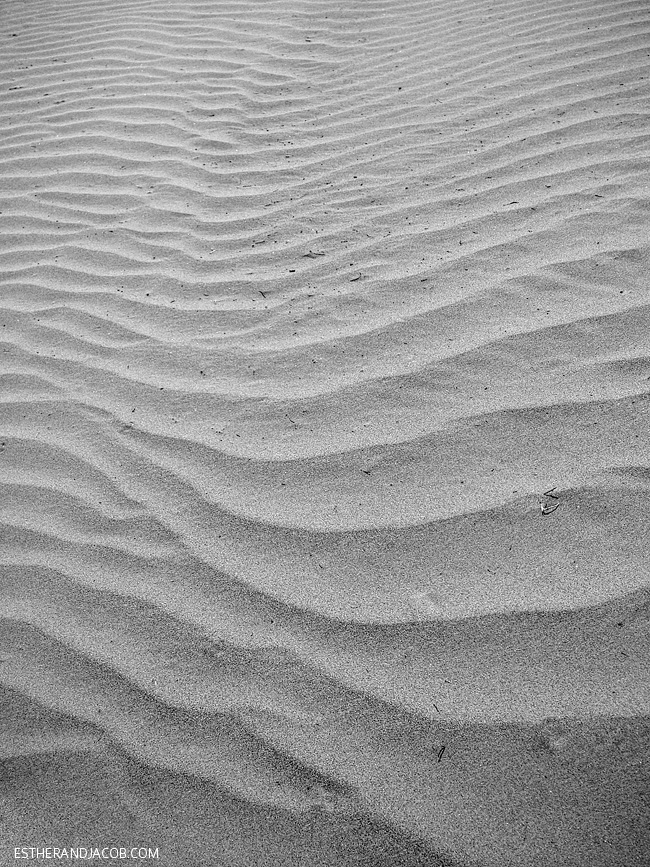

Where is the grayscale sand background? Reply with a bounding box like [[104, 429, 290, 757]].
[[1, 0, 649, 864]]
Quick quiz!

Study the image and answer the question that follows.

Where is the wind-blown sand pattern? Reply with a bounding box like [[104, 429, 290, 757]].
[[1, 0, 650, 864]]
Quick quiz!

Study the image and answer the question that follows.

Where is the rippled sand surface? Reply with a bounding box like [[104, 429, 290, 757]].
[[1, 0, 650, 864]]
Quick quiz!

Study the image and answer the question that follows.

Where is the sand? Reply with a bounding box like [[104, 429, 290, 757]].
[[1, 0, 649, 864]]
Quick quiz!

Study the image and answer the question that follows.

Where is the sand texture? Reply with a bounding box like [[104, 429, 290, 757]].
[[1, 0, 650, 864]]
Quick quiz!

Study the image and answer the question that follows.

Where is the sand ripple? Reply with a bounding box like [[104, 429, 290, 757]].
[[1, 0, 649, 863]]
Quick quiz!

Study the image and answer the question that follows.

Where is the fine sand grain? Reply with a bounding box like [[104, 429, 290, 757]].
[[1, 0, 649, 864]]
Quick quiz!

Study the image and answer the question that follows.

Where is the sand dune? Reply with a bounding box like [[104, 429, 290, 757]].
[[1, 0, 649, 864]]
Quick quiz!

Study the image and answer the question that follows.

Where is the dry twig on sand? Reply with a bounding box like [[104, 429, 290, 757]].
[[540, 487, 560, 515]]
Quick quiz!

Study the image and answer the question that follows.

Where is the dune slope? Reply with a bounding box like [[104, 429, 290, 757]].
[[1, 0, 649, 864]]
